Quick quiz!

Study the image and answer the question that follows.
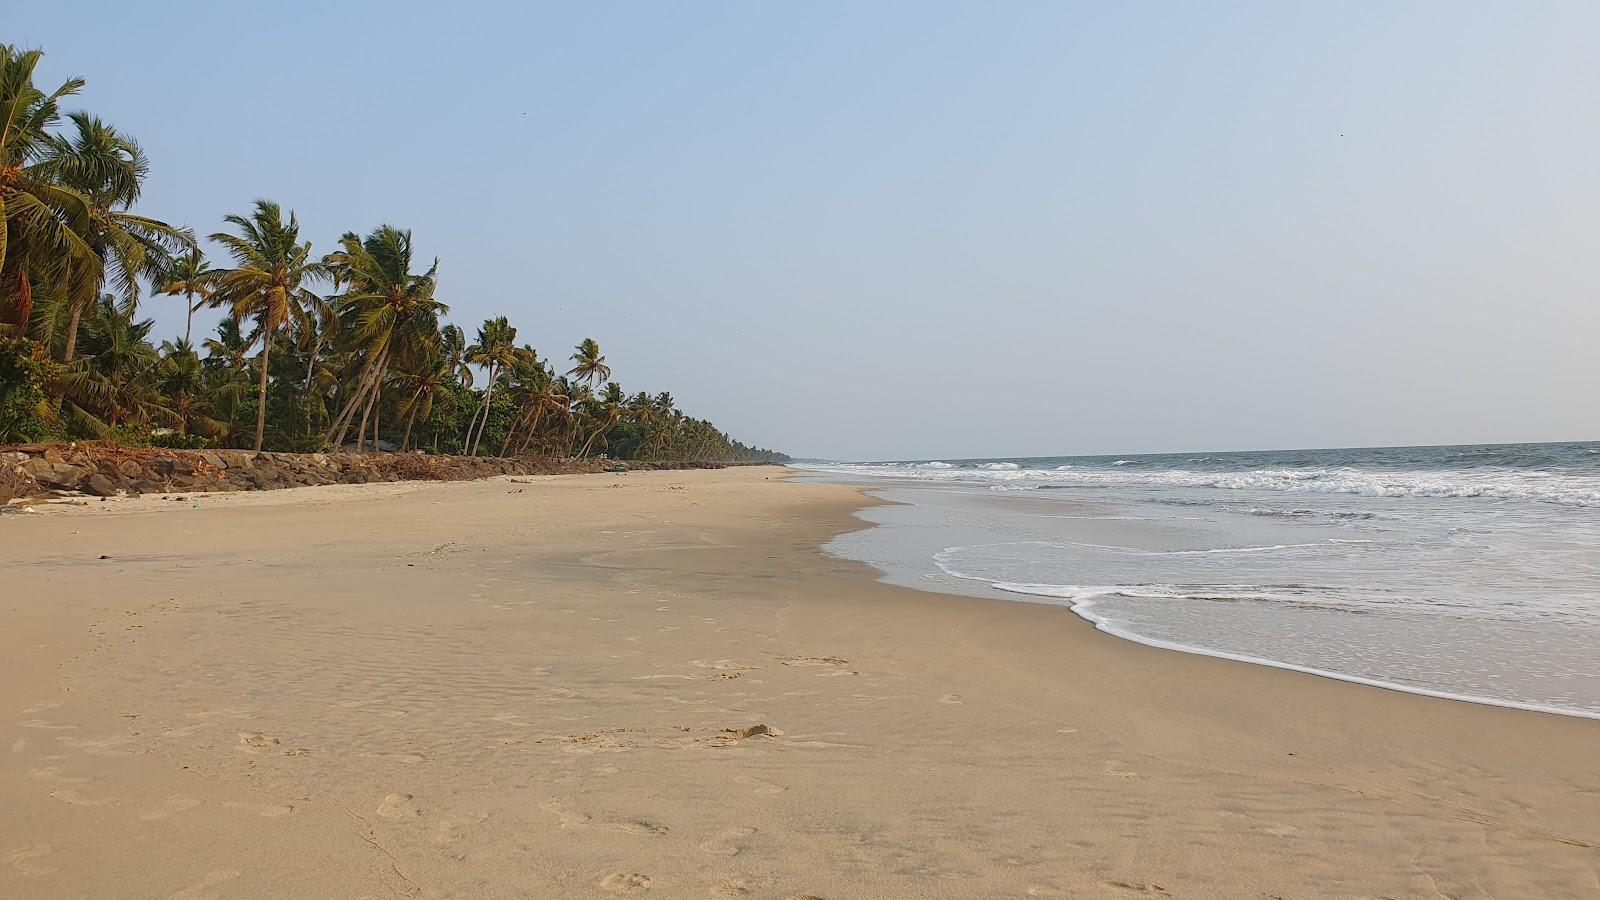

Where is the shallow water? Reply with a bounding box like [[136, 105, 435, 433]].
[[798, 442, 1600, 718]]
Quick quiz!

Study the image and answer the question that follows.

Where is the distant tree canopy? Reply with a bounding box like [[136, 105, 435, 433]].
[[0, 45, 787, 464]]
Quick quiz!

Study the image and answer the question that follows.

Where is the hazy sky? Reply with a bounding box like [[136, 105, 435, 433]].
[[14, 2, 1599, 460]]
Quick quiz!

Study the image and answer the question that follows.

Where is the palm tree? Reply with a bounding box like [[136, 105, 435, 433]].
[[206, 200, 328, 450], [44, 112, 192, 359], [322, 225, 446, 450], [154, 247, 212, 345], [463, 316, 518, 456], [567, 337, 610, 387], [576, 381, 626, 458], [392, 346, 460, 452], [439, 323, 472, 388], [0, 46, 100, 333]]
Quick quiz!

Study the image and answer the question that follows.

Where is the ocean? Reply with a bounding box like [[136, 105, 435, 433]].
[[796, 441, 1600, 718]]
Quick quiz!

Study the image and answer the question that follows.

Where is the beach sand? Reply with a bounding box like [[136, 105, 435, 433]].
[[2, 468, 1596, 898]]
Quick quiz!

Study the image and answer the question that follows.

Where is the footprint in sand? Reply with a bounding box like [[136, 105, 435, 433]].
[[611, 820, 670, 837], [1104, 881, 1167, 893], [699, 826, 756, 857], [377, 792, 421, 819], [434, 812, 490, 844], [220, 800, 294, 818], [50, 788, 122, 807], [599, 872, 652, 893], [167, 868, 242, 900], [1102, 760, 1139, 779], [140, 795, 204, 821], [238, 731, 279, 751], [29, 766, 87, 784], [6, 844, 56, 877], [777, 656, 851, 669], [690, 659, 757, 672], [733, 774, 787, 795], [540, 798, 593, 828]]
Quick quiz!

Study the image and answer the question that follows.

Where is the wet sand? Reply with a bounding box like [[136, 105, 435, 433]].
[[1, 468, 1596, 898]]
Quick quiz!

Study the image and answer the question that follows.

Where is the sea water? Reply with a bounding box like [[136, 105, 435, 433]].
[[797, 442, 1600, 718]]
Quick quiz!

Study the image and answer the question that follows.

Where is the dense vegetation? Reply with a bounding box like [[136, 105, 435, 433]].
[[0, 46, 787, 464]]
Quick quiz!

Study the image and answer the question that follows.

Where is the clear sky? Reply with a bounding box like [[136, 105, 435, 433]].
[[13, 2, 1599, 460]]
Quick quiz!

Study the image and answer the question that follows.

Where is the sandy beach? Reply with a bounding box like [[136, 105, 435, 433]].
[[2, 467, 1596, 899]]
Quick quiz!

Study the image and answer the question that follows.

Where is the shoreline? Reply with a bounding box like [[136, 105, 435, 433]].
[[3, 468, 1597, 897]]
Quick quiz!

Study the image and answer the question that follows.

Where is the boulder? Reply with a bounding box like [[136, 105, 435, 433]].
[[37, 463, 91, 489], [118, 459, 144, 478], [84, 473, 121, 497], [200, 452, 228, 470]]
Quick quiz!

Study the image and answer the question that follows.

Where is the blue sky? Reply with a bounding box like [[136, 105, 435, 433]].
[[13, 2, 1599, 459]]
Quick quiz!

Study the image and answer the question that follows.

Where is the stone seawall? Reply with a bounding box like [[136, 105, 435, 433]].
[[0, 444, 740, 505]]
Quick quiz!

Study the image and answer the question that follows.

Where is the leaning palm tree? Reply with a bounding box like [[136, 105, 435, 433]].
[[43, 113, 193, 359], [206, 200, 328, 450], [567, 337, 610, 387], [154, 247, 213, 345], [576, 381, 626, 458], [322, 225, 446, 450], [462, 316, 519, 456], [0, 46, 100, 333]]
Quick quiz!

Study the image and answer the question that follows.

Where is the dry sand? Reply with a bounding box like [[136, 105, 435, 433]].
[[1, 467, 1596, 898]]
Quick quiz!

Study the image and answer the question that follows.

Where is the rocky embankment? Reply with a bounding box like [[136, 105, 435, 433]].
[[0, 444, 737, 505]]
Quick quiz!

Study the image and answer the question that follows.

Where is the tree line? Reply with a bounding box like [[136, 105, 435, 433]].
[[0, 46, 787, 463]]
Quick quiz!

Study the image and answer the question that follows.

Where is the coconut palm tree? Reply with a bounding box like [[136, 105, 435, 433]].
[[322, 225, 446, 449], [439, 323, 471, 388], [576, 381, 626, 458], [154, 247, 213, 345], [206, 200, 329, 450], [567, 337, 610, 387], [0, 46, 100, 333], [463, 316, 518, 456], [43, 112, 192, 359]]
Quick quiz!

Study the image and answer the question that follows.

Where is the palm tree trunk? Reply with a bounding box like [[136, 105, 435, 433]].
[[469, 382, 495, 456], [355, 380, 379, 453], [254, 337, 272, 451], [12, 268, 32, 332], [63, 303, 84, 361], [400, 395, 421, 452], [328, 350, 385, 448], [468, 364, 497, 456], [461, 401, 482, 455], [184, 289, 195, 345]]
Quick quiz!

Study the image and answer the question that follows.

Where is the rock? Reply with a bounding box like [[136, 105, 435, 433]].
[[38, 463, 91, 489], [200, 452, 228, 469], [42, 447, 66, 465], [725, 724, 777, 740], [85, 473, 121, 497], [117, 459, 144, 478]]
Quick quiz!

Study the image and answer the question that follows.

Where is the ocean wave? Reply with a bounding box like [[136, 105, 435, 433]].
[[796, 462, 1600, 507], [915, 461, 953, 468]]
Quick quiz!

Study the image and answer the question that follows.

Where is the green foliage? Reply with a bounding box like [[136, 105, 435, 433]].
[[0, 336, 63, 442], [0, 43, 789, 465], [149, 430, 213, 449]]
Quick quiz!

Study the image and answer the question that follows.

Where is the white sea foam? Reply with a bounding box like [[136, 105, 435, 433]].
[[796, 462, 1600, 507], [915, 461, 954, 468]]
